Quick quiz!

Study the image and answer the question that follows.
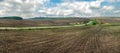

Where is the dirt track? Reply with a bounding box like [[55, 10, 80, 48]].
[[0, 26, 120, 53]]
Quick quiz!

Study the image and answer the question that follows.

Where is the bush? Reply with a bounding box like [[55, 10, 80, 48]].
[[91, 19, 99, 25]]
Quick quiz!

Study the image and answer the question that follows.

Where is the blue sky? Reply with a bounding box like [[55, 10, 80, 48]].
[[50, 0, 61, 3], [46, 0, 62, 7], [0, 0, 120, 18]]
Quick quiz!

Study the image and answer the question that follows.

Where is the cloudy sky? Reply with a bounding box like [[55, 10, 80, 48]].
[[0, 0, 120, 18]]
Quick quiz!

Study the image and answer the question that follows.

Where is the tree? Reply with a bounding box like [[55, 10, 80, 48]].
[[85, 19, 99, 26], [91, 19, 99, 25]]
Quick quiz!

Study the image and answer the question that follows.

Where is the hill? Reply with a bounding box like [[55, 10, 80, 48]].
[[0, 16, 23, 20]]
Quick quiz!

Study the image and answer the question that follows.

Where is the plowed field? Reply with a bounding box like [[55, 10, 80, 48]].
[[0, 26, 120, 53]]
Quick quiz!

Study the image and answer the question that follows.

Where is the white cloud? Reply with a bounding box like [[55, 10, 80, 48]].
[[43, 1, 104, 16], [105, 0, 120, 2], [114, 10, 120, 13], [90, 1, 102, 8], [0, 0, 119, 18], [0, 0, 49, 18], [102, 6, 114, 10]]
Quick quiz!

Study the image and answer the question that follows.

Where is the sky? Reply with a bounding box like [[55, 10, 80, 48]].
[[0, 0, 120, 18]]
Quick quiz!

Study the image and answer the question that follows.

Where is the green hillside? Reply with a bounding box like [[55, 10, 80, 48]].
[[0, 16, 23, 20]]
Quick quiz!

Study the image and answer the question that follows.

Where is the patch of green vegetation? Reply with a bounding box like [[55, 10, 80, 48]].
[[85, 19, 99, 26], [104, 25, 120, 37], [68, 18, 100, 26], [103, 22, 120, 26], [106, 26, 120, 30]]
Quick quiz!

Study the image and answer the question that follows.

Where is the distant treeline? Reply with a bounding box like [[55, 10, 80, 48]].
[[30, 17, 89, 20], [0, 16, 23, 20]]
